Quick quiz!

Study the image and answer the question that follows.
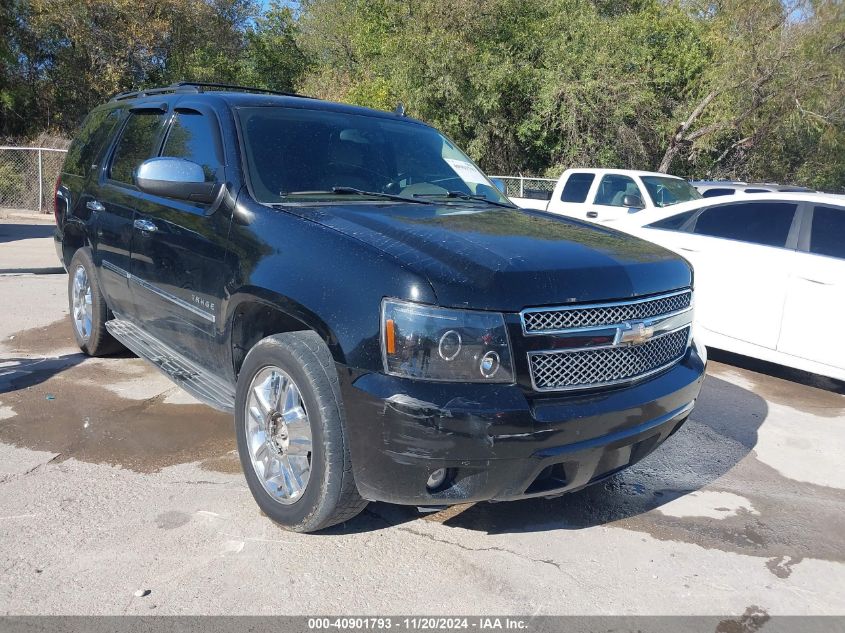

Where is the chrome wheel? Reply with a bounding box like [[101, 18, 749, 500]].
[[71, 265, 93, 342], [245, 366, 313, 504]]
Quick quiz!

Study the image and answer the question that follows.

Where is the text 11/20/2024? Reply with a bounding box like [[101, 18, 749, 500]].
[[307, 618, 529, 630]]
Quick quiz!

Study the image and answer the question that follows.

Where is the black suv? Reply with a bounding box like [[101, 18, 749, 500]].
[[54, 82, 706, 532]]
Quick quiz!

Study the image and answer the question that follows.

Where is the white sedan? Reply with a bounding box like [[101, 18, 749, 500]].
[[614, 192, 845, 382]]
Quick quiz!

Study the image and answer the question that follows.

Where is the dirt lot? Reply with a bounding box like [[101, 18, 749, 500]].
[[1, 218, 844, 615]]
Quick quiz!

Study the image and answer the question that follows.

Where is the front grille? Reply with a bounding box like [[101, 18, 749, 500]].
[[529, 327, 690, 391], [522, 290, 691, 333]]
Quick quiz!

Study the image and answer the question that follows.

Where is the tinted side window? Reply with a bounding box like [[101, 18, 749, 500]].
[[594, 174, 640, 207], [701, 188, 734, 198], [744, 188, 772, 193], [109, 112, 165, 185], [693, 202, 796, 247], [64, 109, 122, 177], [647, 210, 696, 231], [561, 173, 595, 203], [161, 111, 222, 182], [810, 206, 845, 259]]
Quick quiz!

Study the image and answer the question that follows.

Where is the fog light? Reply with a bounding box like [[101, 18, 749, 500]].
[[426, 468, 448, 490]]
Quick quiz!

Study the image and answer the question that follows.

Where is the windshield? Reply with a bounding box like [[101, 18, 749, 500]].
[[640, 176, 702, 207], [237, 106, 511, 206]]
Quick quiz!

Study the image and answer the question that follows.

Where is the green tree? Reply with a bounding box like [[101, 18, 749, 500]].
[[1, 0, 842, 191], [241, 2, 309, 93]]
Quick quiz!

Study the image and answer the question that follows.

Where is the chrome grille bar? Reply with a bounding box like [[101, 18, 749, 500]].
[[521, 289, 692, 335], [528, 326, 691, 392]]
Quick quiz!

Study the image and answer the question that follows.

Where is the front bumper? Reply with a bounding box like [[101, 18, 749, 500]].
[[338, 343, 706, 505]]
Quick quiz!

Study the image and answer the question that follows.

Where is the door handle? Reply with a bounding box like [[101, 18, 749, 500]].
[[86, 200, 105, 212], [679, 247, 699, 253], [133, 219, 158, 233], [586, 211, 598, 219]]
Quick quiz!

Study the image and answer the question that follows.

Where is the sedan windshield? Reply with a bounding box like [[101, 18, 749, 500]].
[[640, 176, 702, 207], [237, 106, 511, 206]]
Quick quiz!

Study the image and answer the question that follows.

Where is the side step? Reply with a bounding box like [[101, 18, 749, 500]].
[[105, 319, 236, 413]]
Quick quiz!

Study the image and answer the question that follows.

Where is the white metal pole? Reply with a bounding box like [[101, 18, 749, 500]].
[[37, 149, 43, 212]]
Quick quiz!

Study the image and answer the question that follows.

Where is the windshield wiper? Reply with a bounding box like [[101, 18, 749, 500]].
[[414, 191, 515, 208], [279, 187, 433, 205]]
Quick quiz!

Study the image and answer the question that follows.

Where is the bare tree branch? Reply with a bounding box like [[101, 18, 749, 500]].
[[657, 90, 718, 172]]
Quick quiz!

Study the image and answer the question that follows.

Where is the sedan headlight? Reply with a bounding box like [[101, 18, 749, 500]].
[[381, 298, 514, 383]]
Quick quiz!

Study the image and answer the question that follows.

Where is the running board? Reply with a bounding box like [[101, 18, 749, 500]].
[[105, 319, 236, 413]]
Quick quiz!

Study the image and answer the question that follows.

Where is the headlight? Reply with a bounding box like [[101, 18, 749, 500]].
[[381, 298, 514, 383]]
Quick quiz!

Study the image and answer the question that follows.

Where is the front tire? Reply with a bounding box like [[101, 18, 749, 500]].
[[235, 332, 367, 532], [67, 248, 123, 356]]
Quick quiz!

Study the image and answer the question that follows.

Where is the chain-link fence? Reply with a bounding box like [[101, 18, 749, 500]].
[[0, 147, 68, 213], [490, 175, 557, 201]]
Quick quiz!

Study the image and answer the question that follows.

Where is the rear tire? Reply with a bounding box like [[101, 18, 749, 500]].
[[67, 248, 123, 356], [235, 331, 367, 532]]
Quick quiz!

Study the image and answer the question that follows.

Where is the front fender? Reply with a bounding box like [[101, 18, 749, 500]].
[[224, 198, 437, 372]]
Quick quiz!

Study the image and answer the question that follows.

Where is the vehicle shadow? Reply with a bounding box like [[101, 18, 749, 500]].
[[709, 348, 845, 395], [333, 373, 768, 535], [0, 222, 55, 244], [0, 355, 88, 392]]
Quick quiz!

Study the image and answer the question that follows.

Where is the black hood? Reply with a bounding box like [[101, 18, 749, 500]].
[[287, 203, 692, 312]]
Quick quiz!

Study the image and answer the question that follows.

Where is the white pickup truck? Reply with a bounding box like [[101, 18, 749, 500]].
[[509, 168, 702, 224]]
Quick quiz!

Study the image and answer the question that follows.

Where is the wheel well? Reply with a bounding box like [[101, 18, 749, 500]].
[[62, 228, 85, 268], [231, 302, 311, 377]]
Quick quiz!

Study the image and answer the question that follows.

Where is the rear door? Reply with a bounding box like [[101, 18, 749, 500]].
[[676, 200, 799, 349], [778, 203, 845, 370], [127, 103, 232, 372], [94, 106, 168, 316]]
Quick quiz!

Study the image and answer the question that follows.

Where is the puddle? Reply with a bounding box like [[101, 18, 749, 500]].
[[0, 320, 236, 474], [3, 319, 845, 570], [155, 510, 191, 530], [2, 319, 81, 356], [708, 359, 845, 419], [765, 555, 802, 579], [435, 373, 845, 567], [716, 606, 770, 633], [200, 451, 243, 474]]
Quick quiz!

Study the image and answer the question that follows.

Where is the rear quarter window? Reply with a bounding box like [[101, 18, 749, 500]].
[[810, 206, 845, 259], [63, 108, 123, 177], [701, 188, 734, 198], [647, 210, 696, 231], [560, 173, 595, 203]]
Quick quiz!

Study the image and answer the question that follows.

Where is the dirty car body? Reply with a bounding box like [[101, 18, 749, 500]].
[[54, 84, 705, 527]]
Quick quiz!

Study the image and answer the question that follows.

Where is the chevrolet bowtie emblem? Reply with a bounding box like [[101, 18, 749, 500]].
[[618, 322, 655, 345]]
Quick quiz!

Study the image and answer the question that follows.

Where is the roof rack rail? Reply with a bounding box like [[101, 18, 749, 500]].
[[110, 82, 309, 102]]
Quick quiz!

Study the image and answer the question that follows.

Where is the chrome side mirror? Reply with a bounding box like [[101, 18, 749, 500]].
[[135, 157, 218, 203]]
